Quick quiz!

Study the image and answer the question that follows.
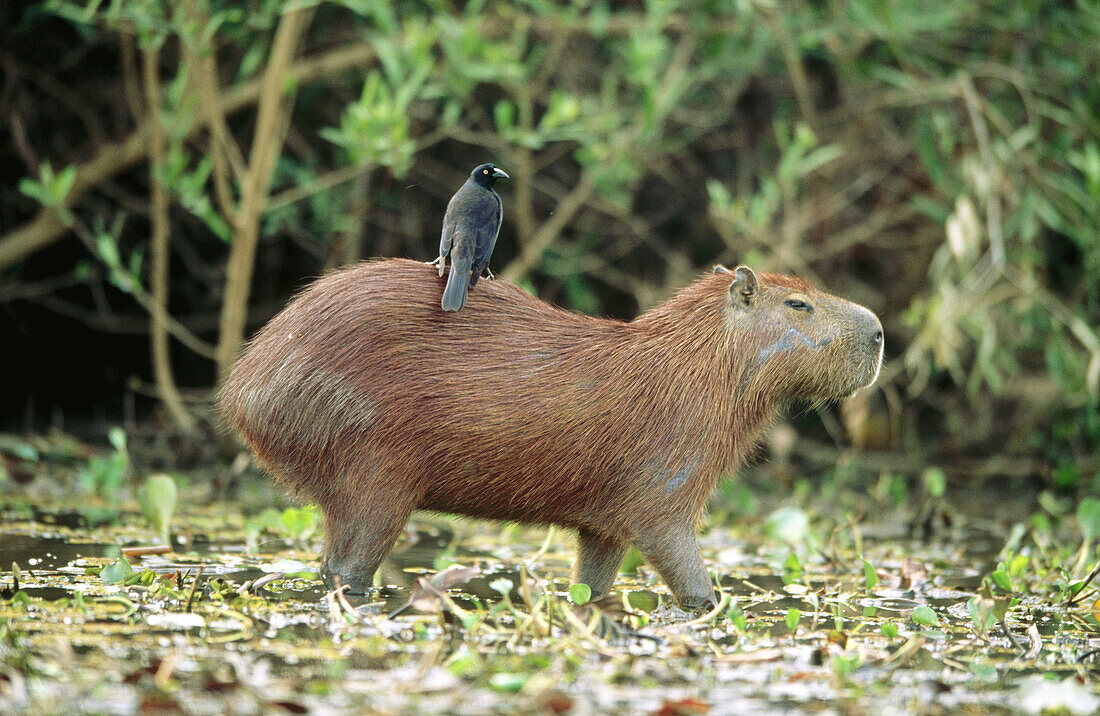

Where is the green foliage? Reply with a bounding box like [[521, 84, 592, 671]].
[[568, 583, 591, 606], [765, 506, 810, 546], [967, 596, 997, 635], [138, 474, 178, 544], [1077, 498, 1100, 541], [781, 552, 803, 585], [727, 601, 748, 632], [910, 605, 941, 628], [785, 607, 801, 633], [18, 162, 76, 214], [921, 468, 946, 499], [862, 559, 878, 590], [280, 505, 321, 543], [99, 557, 133, 584], [320, 70, 420, 175], [80, 427, 129, 499]]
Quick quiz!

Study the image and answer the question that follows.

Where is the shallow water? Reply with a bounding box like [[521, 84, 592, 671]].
[[2, 492, 1099, 715]]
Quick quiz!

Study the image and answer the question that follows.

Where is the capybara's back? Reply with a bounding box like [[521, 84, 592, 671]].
[[220, 258, 883, 607]]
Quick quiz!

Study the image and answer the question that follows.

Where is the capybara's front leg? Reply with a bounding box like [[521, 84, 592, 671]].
[[635, 525, 717, 609], [319, 496, 415, 594], [573, 529, 627, 598]]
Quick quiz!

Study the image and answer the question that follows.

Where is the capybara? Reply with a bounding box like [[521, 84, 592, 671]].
[[220, 258, 883, 608]]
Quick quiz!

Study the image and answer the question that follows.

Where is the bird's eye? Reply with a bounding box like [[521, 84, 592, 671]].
[[483, 169, 489, 174], [785, 299, 811, 311]]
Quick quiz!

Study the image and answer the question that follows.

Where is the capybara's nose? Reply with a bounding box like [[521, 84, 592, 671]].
[[862, 311, 884, 351]]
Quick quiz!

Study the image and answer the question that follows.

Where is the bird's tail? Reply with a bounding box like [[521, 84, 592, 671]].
[[441, 259, 471, 311]]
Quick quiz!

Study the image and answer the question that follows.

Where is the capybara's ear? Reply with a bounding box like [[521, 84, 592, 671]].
[[713, 264, 733, 275], [729, 266, 758, 307]]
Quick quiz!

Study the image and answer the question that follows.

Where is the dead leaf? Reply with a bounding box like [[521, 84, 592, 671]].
[[653, 697, 709, 715], [389, 563, 482, 617]]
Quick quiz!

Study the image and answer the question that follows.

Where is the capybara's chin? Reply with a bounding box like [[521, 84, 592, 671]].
[[220, 258, 883, 608]]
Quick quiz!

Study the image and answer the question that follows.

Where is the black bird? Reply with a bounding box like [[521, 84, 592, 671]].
[[430, 163, 508, 311]]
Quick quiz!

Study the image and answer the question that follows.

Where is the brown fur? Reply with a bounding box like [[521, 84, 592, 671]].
[[219, 258, 883, 607]]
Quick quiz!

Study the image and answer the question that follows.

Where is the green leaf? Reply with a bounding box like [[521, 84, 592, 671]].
[[782, 552, 803, 584], [728, 601, 748, 631], [100, 557, 133, 584], [991, 568, 1012, 592], [910, 605, 941, 627], [488, 672, 527, 693], [863, 559, 879, 589], [785, 607, 801, 633], [626, 590, 657, 612], [493, 100, 516, 131], [1077, 498, 1100, 541], [881, 622, 899, 638], [51, 165, 77, 204], [18, 177, 47, 204], [569, 583, 591, 606], [765, 506, 810, 545], [921, 468, 946, 498], [138, 474, 178, 544]]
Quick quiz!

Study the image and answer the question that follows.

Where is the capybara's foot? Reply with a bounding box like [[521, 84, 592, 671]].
[[674, 589, 720, 611], [321, 561, 376, 594]]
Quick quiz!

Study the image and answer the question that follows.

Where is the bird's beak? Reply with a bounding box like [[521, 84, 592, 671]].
[[492, 168, 510, 179]]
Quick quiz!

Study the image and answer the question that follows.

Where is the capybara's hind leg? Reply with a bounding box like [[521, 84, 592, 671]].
[[573, 529, 627, 598], [318, 474, 418, 593], [635, 524, 717, 609]]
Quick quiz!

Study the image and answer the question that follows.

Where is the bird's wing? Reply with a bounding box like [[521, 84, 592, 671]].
[[472, 191, 503, 272], [439, 184, 469, 257], [439, 205, 455, 257]]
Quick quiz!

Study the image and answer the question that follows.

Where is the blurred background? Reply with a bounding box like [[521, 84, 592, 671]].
[[1, 0, 1097, 501]]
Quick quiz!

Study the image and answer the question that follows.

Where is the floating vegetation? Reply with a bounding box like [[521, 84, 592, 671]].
[[3, 485, 1100, 715]]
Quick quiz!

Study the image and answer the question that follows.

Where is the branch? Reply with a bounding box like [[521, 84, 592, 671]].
[[143, 45, 197, 434], [0, 42, 376, 271], [215, 6, 315, 386], [183, 0, 241, 219], [501, 174, 595, 282]]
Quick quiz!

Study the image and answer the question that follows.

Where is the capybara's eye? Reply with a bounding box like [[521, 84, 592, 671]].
[[785, 299, 811, 312]]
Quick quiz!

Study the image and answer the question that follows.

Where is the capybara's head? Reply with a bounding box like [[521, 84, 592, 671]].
[[716, 265, 883, 402]]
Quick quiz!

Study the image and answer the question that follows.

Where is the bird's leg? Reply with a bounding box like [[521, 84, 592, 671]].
[[485, 267, 495, 280], [427, 256, 445, 276]]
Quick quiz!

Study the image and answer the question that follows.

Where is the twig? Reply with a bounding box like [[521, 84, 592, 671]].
[[142, 44, 197, 435], [184, 566, 204, 612], [678, 591, 731, 627], [215, 5, 316, 386], [183, 0, 241, 220], [69, 217, 216, 359], [121, 545, 171, 559], [1000, 618, 1025, 655], [1066, 559, 1100, 606]]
